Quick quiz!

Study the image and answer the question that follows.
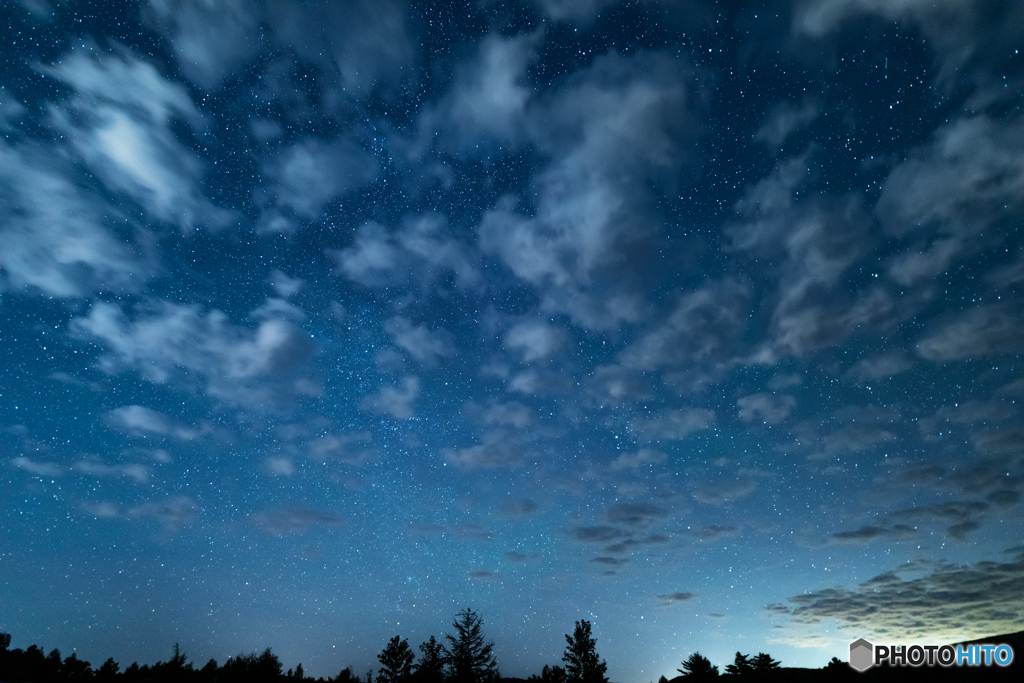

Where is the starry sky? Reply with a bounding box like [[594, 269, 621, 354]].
[[1, 0, 1023, 679]]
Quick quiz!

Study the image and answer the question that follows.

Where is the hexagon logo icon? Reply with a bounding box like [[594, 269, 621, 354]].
[[849, 638, 874, 672]]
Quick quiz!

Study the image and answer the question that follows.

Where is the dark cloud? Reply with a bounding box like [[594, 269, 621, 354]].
[[253, 508, 343, 536], [498, 499, 539, 516], [606, 503, 668, 529], [621, 279, 749, 370], [591, 556, 628, 566], [917, 305, 1024, 361], [658, 592, 696, 603], [505, 551, 540, 562], [787, 552, 1024, 639], [572, 526, 628, 543]]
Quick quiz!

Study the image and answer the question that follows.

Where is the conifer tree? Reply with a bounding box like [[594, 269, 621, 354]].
[[378, 636, 416, 683], [443, 609, 498, 683], [562, 621, 608, 683]]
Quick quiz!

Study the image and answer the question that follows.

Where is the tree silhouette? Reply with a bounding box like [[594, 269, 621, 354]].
[[562, 621, 608, 683], [96, 657, 120, 682], [530, 664, 568, 683], [334, 666, 362, 683], [750, 653, 780, 673], [378, 636, 416, 683], [677, 652, 718, 678], [416, 636, 446, 683], [724, 652, 753, 676], [443, 609, 498, 683]]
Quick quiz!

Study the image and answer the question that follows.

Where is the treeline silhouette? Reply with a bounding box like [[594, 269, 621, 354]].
[[2, 618, 1021, 683]]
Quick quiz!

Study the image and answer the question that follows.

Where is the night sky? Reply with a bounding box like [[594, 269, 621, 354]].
[[2, 0, 1023, 679]]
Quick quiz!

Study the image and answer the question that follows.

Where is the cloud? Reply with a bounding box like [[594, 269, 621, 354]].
[[72, 458, 151, 484], [532, 0, 619, 23], [691, 477, 758, 506], [572, 526, 628, 543], [384, 317, 456, 366], [331, 215, 480, 290], [105, 405, 200, 440], [498, 499, 538, 516], [917, 305, 1024, 361], [259, 137, 378, 228], [658, 592, 696, 604], [754, 99, 819, 148], [72, 301, 318, 409], [505, 550, 540, 562], [737, 393, 796, 424], [253, 508, 342, 536], [0, 141, 155, 298], [606, 503, 669, 529], [478, 51, 695, 330], [420, 32, 537, 153], [786, 551, 1024, 641], [266, 0, 413, 95], [503, 321, 566, 362], [591, 556, 628, 566], [360, 377, 419, 420], [610, 448, 667, 471], [846, 351, 913, 382], [308, 431, 376, 467], [877, 117, 1024, 285], [443, 427, 537, 470], [46, 49, 233, 233], [269, 270, 304, 298], [143, 0, 261, 89], [831, 525, 916, 544], [266, 457, 295, 477], [686, 525, 739, 541], [11, 456, 63, 477], [90, 495, 200, 532], [622, 279, 749, 370], [628, 407, 715, 442]]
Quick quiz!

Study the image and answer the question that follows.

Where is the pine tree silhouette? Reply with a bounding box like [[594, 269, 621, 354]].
[[562, 621, 608, 683], [378, 636, 416, 683], [677, 653, 718, 678], [443, 609, 498, 683]]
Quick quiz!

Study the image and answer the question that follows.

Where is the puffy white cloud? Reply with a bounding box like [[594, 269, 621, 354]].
[[360, 376, 419, 420], [610, 448, 667, 471], [629, 408, 715, 440], [143, 0, 261, 88], [479, 52, 696, 330], [308, 431, 376, 466], [384, 317, 456, 367], [105, 405, 201, 441], [259, 137, 378, 228], [419, 32, 537, 154], [71, 301, 318, 409], [0, 142, 155, 297], [503, 321, 566, 362], [331, 215, 480, 290], [737, 393, 796, 424], [46, 50, 233, 234]]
